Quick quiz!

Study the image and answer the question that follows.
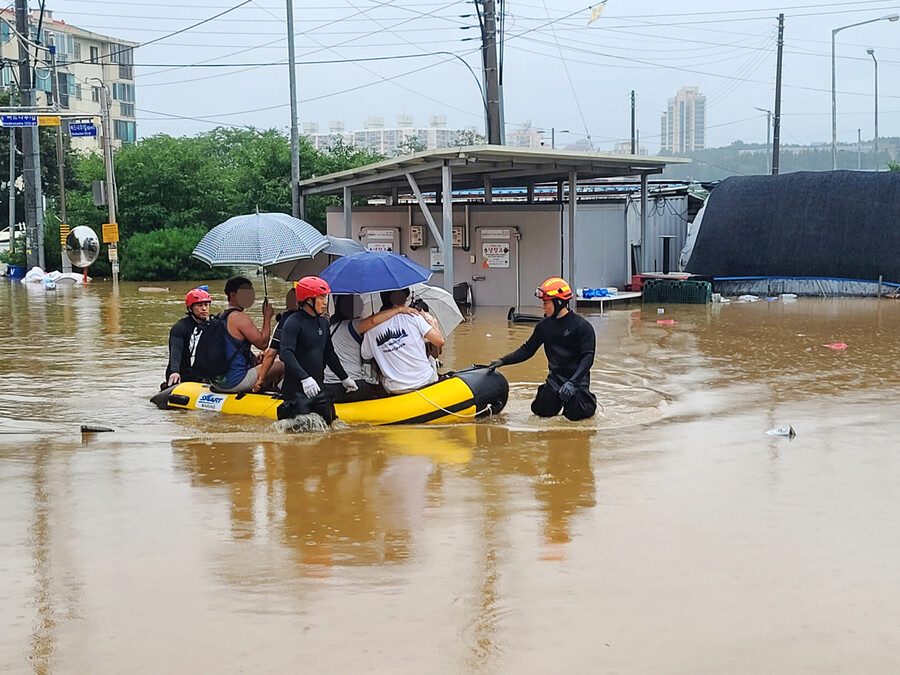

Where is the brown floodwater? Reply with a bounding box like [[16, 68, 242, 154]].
[[3, 280, 900, 673]]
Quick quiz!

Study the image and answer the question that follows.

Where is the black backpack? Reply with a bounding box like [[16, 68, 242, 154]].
[[192, 308, 248, 384]]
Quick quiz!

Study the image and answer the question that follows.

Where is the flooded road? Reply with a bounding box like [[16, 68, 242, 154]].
[[3, 280, 900, 673]]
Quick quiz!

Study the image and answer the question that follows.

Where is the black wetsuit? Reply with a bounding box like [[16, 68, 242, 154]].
[[165, 315, 207, 383], [498, 311, 597, 421], [279, 309, 349, 399], [268, 309, 296, 352]]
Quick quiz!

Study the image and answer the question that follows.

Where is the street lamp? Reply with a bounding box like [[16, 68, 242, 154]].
[[537, 128, 570, 149], [867, 48, 879, 171], [754, 107, 772, 172], [831, 14, 899, 170]]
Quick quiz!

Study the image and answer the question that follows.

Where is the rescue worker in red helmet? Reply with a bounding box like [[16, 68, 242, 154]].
[[164, 288, 212, 387], [488, 277, 597, 421], [277, 276, 358, 423]]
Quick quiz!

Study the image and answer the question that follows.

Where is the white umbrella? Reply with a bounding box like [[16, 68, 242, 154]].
[[359, 283, 464, 336], [192, 212, 328, 297], [265, 235, 367, 281]]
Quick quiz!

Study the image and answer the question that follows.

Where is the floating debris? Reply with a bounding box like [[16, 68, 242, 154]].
[[766, 426, 796, 438], [656, 319, 677, 325], [81, 424, 114, 433], [823, 343, 848, 350]]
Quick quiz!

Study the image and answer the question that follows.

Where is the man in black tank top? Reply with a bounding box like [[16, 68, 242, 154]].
[[488, 277, 597, 421]]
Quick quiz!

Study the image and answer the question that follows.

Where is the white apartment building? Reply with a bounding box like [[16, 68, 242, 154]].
[[506, 121, 543, 148], [304, 115, 473, 154], [0, 9, 138, 150], [660, 85, 706, 154]]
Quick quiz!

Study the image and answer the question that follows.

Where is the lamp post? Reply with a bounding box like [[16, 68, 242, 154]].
[[754, 107, 772, 172], [867, 48, 879, 171], [832, 14, 898, 170]]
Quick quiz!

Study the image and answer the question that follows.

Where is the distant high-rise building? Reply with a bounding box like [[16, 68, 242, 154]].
[[660, 86, 706, 154], [303, 115, 469, 154]]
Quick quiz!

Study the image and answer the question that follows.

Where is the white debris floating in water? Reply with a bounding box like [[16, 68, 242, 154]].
[[766, 426, 796, 438]]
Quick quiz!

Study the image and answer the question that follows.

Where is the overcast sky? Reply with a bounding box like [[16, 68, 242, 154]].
[[58, 0, 900, 152]]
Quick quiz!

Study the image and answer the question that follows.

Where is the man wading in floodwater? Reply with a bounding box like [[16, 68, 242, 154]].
[[488, 277, 597, 421]]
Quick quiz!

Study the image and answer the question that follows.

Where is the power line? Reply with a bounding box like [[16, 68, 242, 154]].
[[65, 0, 257, 65]]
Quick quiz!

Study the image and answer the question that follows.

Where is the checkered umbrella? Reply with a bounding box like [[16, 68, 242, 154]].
[[192, 212, 328, 267]]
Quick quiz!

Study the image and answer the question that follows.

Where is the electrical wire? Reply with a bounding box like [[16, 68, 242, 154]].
[[65, 0, 257, 66], [539, 0, 593, 149]]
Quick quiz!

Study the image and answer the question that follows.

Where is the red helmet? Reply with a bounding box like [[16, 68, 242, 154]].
[[295, 276, 331, 302], [535, 277, 573, 301], [185, 288, 211, 309]]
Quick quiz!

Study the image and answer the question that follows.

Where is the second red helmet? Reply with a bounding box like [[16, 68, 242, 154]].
[[185, 288, 211, 309], [294, 276, 331, 302]]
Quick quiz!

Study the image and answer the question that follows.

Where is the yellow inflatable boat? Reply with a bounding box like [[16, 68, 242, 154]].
[[151, 367, 508, 425]]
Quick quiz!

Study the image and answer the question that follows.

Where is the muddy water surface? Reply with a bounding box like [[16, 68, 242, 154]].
[[2, 280, 900, 673]]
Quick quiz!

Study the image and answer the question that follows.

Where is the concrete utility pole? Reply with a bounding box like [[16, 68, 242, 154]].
[[630, 90, 636, 154], [50, 44, 71, 272], [480, 0, 503, 145], [98, 83, 118, 282], [857, 128, 862, 170], [867, 48, 879, 171], [754, 107, 772, 171], [8, 129, 14, 253], [16, 0, 45, 270], [772, 13, 784, 175], [286, 0, 301, 218]]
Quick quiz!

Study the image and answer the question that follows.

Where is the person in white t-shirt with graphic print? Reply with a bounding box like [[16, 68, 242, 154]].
[[361, 288, 445, 395]]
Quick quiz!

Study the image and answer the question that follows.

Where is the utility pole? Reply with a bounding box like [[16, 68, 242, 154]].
[[857, 128, 862, 170], [480, 0, 502, 145], [50, 44, 71, 272], [8, 129, 14, 254], [630, 90, 636, 154], [772, 13, 784, 175], [286, 0, 300, 218], [867, 48, 878, 171], [98, 83, 118, 282], [16, 0, 45, 270]]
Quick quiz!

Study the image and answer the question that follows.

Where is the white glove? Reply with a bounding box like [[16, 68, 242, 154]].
[[301, 377, 320, 398], [341, 377, 359, 393]]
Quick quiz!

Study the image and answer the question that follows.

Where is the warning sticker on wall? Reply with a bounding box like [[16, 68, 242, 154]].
[[482, 242, 510, 269], [366, 242, 393, 252]]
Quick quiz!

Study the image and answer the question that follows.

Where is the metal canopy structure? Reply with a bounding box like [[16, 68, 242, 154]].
[[298, 145, 687, 296]]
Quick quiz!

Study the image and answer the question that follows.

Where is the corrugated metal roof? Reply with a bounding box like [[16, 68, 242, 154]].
[[299, 144, 689, 197]]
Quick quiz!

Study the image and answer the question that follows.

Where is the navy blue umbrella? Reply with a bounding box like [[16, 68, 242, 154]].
[[320, 251, 432, 294]]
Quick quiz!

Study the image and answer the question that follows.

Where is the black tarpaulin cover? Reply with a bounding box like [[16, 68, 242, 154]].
[[684, 171, 900, 283]]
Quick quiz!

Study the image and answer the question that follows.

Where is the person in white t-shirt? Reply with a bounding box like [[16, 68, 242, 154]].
[[323, 295, 417, 402], [361, 288, 445, 395]]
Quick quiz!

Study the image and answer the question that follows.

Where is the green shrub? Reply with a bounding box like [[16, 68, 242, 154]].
[[0, 234, 26, 267], [120, 226, 232, 281]]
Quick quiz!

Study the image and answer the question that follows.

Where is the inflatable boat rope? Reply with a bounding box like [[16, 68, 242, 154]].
[[414, 388, 493, 419]]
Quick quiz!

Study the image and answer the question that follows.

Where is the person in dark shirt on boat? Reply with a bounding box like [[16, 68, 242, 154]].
[[278, 276, 358, 421], [165, 288, 212, 387], [252, 286, 298, 393], [217, 275, 275, 393], [488, 277, 597, 421]]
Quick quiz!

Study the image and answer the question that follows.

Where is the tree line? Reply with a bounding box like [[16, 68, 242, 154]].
[[2, 119, 382, 280], [660, 138, 900, 182]]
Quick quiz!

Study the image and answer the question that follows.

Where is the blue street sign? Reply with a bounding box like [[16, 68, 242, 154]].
[[0, 115, 38, 127], [69, 122, 98, 137]]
